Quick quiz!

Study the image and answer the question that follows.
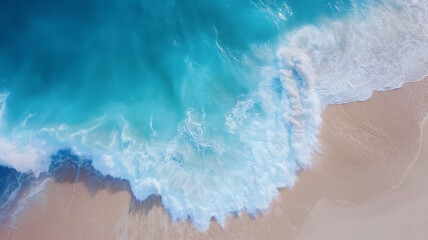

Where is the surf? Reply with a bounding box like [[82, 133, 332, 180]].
[[0, 0, 427, 231]]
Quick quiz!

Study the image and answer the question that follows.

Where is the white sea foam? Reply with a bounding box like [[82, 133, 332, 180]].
[[0, 94, 51, 175], [281, 0, 428, 107], [0, 0, 427, 231]]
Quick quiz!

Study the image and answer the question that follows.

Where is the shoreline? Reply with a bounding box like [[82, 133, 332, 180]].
[[0, 78, 427, 239]]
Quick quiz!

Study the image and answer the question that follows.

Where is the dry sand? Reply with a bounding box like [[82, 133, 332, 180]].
[[0, 78, 427, 240], [298, 114, 428, 240]]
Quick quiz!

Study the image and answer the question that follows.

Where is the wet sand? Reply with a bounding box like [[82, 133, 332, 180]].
[[0, 78, 427, 240]]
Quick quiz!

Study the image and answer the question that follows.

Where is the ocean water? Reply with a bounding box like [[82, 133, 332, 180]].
[[0, 0, 427, 230]]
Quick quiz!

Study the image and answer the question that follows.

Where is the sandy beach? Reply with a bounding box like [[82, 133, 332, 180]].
[[0, 78, 427, 240]]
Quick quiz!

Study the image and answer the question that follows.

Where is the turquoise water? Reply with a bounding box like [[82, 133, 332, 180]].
[[0, 0, 427, 230], [0, 0, 358, 140]]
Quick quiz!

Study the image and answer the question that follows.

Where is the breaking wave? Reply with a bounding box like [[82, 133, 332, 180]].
[[0, 0, 427, 230]]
